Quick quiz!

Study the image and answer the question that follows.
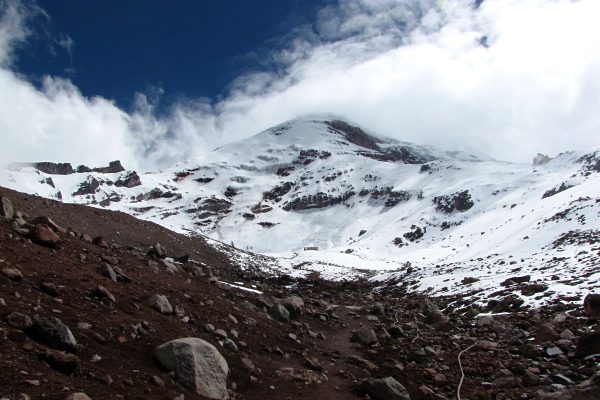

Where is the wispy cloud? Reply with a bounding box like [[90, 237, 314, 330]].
[[0, 0, 599, 172]]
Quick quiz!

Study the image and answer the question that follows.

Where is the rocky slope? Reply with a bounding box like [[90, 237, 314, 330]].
[[1, 116, 599, 310], [1, 187, 600, 400]]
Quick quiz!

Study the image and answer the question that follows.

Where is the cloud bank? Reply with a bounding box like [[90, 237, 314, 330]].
[[0, 0, 599, 171]]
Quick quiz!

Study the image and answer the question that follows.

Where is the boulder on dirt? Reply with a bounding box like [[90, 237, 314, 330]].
[[268, 304, 290, 322], [98, 263, 117, 282], [30, 216, 66, 233], [29, 315, 78, 353], [144, 294, 173, 314], [32, 224, 61, 248], [280, 295, 305, 318], [0, 196, 14, 220], [583, 293, 600, 319], [154, 337, 229, 399], [351, 326, 378, 345], [38, 348, 80, 374], [360, 376, 411, 400]]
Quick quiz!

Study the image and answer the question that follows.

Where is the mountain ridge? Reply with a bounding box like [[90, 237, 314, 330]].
[[1, 116, 599, 308]]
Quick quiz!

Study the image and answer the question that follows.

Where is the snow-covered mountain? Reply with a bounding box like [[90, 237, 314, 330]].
[[2, 115, 599, 306]]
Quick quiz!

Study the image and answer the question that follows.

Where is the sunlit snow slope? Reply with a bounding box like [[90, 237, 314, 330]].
[[2, 116, 599, 306]]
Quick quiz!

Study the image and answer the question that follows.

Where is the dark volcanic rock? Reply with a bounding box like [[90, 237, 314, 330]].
[[34, 162, 74, 175], [115, 171, 141, 188], [29, 315, 78, 353], [360, 376, 411, 400], [576, 332, 600, 358], [92, 160, 125, 174], [583, 293, 600, 319], [433, 190, 474, 213], [72, 177, 100, 196], [37, 348, 80, 374], [542, 182, 574, 199], [351, 326, 378, 345]]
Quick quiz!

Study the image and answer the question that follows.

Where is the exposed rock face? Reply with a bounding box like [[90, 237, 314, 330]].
[[280, 295, 305, 319], [154, 338, 229, 399], [360, 376, 411, 400], [325, 119, 381, 151], [433, 190, 474, 213], [72, 177, 100, 196], [34, 162, 75, 175], [29, 315, 78, 353], [282, 190, 355, 211], [115, 171, 141, 188], [262, 182, 294, 202], [93, 160, 125, 174], [542, 182, 574, 199]]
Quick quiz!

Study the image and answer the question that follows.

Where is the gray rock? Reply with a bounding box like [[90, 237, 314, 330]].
[[2, 267, 23, 281], [98, 263, 117, 282], [154, 337, 229, 399], [281, 295, 305, 318], [91, 285, 116, 303], [361, 376, 410, 400], [223, 339, 238, 352], [268, 304, 290, 322], [351, 326, 378, 345], [30, 315, 78, 353], [214, 329, 228, 339], [145, 294, 173, 314], [0, 196, 14, 220]]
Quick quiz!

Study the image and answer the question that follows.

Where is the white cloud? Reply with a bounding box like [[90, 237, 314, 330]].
[[0, 0, 599, 172]]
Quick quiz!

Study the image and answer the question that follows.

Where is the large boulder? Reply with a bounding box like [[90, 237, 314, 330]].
[[360, 377, 411, 400], [32, 224, 61, 248], [351, 326, 378, 346], [154, 338, 229, 399], [29, 315, 78, 353], [280, 295, 305, 318], [144, 294, 173, 314]]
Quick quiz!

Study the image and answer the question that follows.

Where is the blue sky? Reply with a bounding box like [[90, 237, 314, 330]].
[[1, 0, 600, 170], [14, 0, 331, 109]]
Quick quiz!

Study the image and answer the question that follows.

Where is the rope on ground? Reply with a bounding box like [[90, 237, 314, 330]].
[[457, 343, 476, 400]]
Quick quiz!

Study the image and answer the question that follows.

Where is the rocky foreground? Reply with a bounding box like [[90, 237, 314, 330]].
[[0, 186, 599, 400]]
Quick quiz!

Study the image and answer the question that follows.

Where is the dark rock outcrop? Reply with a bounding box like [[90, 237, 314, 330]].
[[115, 172, 141, 188], [433, 190, 474, 213]]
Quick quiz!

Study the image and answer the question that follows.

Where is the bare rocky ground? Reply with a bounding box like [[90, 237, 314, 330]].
[[1, 186, 599, 400]]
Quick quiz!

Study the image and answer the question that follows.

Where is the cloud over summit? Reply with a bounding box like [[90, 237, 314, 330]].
[[0, 0, 599, 171]]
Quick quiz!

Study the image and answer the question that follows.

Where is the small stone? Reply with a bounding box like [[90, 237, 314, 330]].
[[91, 285, 116, 303], [39, 281, 60, 297], [38, 348, 80, 374], [214, 329, 228, 339], [223, 339, 238, 352], [6, 312, 32, 330], [151, 375, 165, 387], [1, 267, 23, 281]]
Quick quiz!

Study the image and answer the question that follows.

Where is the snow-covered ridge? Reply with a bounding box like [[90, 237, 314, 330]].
[[2, 116, 599, 307]]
